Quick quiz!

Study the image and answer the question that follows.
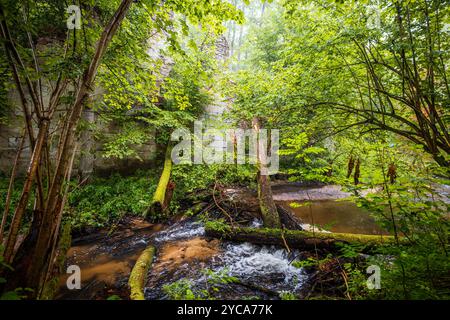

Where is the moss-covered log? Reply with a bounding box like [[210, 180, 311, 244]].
[[205, 221, 398, 251], [128, 245, 156, 300]]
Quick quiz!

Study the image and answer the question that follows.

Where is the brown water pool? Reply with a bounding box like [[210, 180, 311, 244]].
[[278, 200, 389, 235]]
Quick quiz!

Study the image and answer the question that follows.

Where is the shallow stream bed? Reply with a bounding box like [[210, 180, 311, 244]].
[[57, 183, 385, 300]]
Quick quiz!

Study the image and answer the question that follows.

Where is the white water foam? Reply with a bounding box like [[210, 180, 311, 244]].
[[249, 218, 263, 228], [151, 219, 306, 295], [216, 242, 306, 292], [153, 220, 205, 243]]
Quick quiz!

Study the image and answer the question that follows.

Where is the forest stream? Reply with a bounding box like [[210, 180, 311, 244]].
[[1, 0, 449, 304], [56, 183, 386, 300]]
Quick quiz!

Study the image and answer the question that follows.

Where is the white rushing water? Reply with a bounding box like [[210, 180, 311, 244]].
[[215, 242, 306, 292], [151, 218, 306, 296], [153, 220, 205, 243]]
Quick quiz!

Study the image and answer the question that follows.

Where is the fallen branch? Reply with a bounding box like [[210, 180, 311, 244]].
[[280, 228, 291, 253], [213, 179, 235, 226]]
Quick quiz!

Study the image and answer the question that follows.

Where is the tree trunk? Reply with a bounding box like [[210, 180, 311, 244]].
[[145, 144, 173, 219], [252, 117, 280, 228], [39, 222, 72, 300], [276, 204, 303, 230], [354, 158, 360, 185], [3, 119, 49, 264], [0, 130, 26, 243], [10, 0, 135, 295], [346, 155, 354, 178]]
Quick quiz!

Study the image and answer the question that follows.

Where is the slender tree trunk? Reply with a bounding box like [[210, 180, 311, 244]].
[[346, 155, 354, 178], [0, 130, 26, 243], [0, 4, 47, 258], [252, 117, 280, 228], [3, 119, 49, 264], [9, 0, 135, 294], [354, 158, 360, 185], [39, 143, 77, 298]]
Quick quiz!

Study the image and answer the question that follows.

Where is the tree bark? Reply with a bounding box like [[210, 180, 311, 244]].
[[354, 158, 360, 185], [3, 119, 49, 264], [0, 130, 26, 243], [14, 0, 135, 294], [252, 117, 280, 228], [276, 204, 303, 230]]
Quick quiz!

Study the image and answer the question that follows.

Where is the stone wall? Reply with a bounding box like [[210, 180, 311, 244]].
[[0, 100, 158, 178], [0, 34, 229, 178], [0, 75, 159, 179]]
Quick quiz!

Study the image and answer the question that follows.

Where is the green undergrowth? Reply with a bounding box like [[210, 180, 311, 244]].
[[169, 164, 256, 214], [69, 165, 255, 230], [0, 176, 33, 232], [0, 164, 256, 234], [162, 268, 239, 300], [67, 170, 158, 230]]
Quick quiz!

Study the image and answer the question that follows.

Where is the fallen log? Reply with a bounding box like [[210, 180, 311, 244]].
[[204, 221, 398, 252], [128, 245, 156, 300]]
